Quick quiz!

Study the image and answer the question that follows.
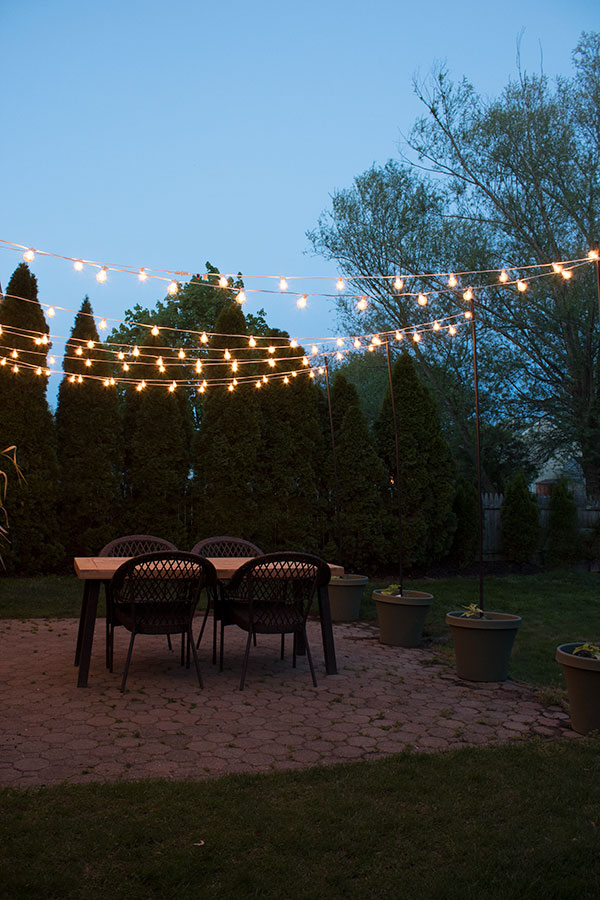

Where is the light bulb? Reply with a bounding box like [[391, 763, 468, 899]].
[[463, 288, 473, 302], [123, 363, 130, 372], [132, 346, 140, 357], [297, 294, 307, 308], [353, 338, 361, 348], [167, 280, 178, 295], [75, 347, 83, 356], [69, 374, 76, 383], [228, 383, 235, 392], [195, 360, 202, 373], [357, 296, 368, 311], [417, 293, 428, 306], [224, 349, 231, 360], [11, 365, 18, 373], [99, 318, 107, 330], [311, 344, 318, 355], [255, 380, 262, 389], [236, 290, 246, 304], [279, 277, 288, 291], [117, 351, 125, 360], [23, 249, 35, 262], [336, 351, 343, 361], [249, 336, 257, 347], [151, 325, 159, 336], [302, 356, 309, 366], [268, 358, 276, 368], [588, 248, 599, 261], [448, 274, 458, 288], [413, 332, 421, 342], [96, 267, 107, 283], [291, 371, 297, 377], [77, 375, 83, 383], [36, 367, 42, 376], [232, 360, 238, 372], [139, 268, 148, 282], [198, 384, 206, 394], [178, 349, 185, 359], [11, 350, 18, 358], [449, 325, 457, 335], [156, 356, 163, 367], [336, 337, 344, 347], [268, 345, 275, 354], [74, 259, 84, 271], [552, 262, 563, 274], [433, 321, 441, 331], [336, 277, 344, 291], [290, 338, 298, 348], [283, 376, 289, 384], [464, 309, 473, 319], [200, 332, 208, 344], [395, 331, 403, 341], [85, 359, 92, 367], [393, 276, 404, 291], [169, 381, 177, 392], [49, 356, 55, 365], [219, 275, 228, 288], [87, 340, 94, 349], [47, 306, 55, 317], [562, 269, 573, 280], [309, 371, 315, 379], [517, 280, 527, 292], [263, 374, 268, 383], [372, 336, 381, 346], [499, 270, 509, 283]]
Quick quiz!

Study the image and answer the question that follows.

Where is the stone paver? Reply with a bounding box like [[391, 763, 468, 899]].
[[0, 616, 576, 786]]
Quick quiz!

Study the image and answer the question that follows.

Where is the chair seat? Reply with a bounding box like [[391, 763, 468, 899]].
[[228, 601, 304, 634]]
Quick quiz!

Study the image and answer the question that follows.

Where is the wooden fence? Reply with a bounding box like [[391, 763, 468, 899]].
[[483, 492, 600, 561]]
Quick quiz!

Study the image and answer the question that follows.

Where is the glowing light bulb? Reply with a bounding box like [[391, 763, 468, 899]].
[[0, 359, 6, 367], [178, 349, 185, 359], [448, 325, 457, 335], [336, 337, 344, 347], [433, 321, 441, 331], [198, 384, 206, 394], [279, 277, 288, 291], [156, 356, 163, 367], [448, 274, 458, 288], [255, 380, 262, 389], [158, 364, 165, 373], [290, 338, 298, 349], [47, 306, 55, 317], [23, 249, 35, 262], [167, 280, 178, 295], [268, 358, 276, 368], [336, 351, 343, 361], [117, 351, 125, 360], [336, 277, 344, 291], [236, 290, 246, 305], [372, 336, 381, 346], [291, 370, 297, 377], [10, 350, 18, 359], [357, 296, 368, 311], [302, 356, 309, 366], [268, 345, 275, 354], [283, 376, 289, 384], [87, 340, 94, 349], [219, 275, 228, 288], [465, 309, 473, 319], [138, 268, 148, 282], [132, 346, 140, 357], [588, 248, 599, 261], [354, 338, 361, 348], [85, 358, 92, 367], [224, 349, 231, 360], [318, 367, 324, 375], [11, 365, 18, 374], [169, 381, 177, 392], [311, 344, 319, 355], [123, 363, 130, 372], [463, 288, 473, 302], [393, 276, 404, 291], [35, 367, 42, 376], [75, 347, 83, 356], [309, 371, 315, 379], [99, 318, 107, 330], [49, 356, 55, 365], [517, 280, 527, 292], [417, 293, 428, 306], [552, 262, 563, 274], [34, 338, 42, 346], [96, 267, 107, 283], [77, 375, 83, 383], [263, 374, 268, 383], [228, 383, 235, 392], [74, 260, 84, 271], [413, 332, 421, 342], [297, 294, 307, 308], [249, 336, 256, 348], [499, 270, 509, 283], [151, 325, 159, 336], [562, 269, 573, 280], [195, 360, 202, 373], [136, 380, 146, 392], [395, 331, 403, 341], [200, 332, 208, 344], [103, 379, 110, 387], [41, 334, 48, 344], [232, 360, 239, 373], [69, 374, 76, 383]]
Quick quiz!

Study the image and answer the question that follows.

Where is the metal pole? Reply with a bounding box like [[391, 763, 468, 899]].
[[594, 241, 600, 331], [324, 358, 342, 561], [469, 298, 485, 613], [385, 338, 404, 594]]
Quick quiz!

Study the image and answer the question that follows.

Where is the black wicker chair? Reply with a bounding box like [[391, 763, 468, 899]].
[[191, 537, 264, 662], [100, 535, 178, 668], [219, 552, 331, 690], [108, 552, 217, 692]]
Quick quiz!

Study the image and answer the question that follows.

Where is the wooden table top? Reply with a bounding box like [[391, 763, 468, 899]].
[[74, 556, 344, 581]]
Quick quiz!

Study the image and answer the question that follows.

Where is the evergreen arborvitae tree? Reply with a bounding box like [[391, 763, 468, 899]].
[[501, 470, 540, 566], [335, 404, 391, 572], [546, 478, 580, 567], [446, 478, 479, 569], [192, 303, 262, 540], [0, 263, 62, 572], [121, 327, 192, 546], [254, 338, 324, 552], [374, 351, 456, 569], [55, 298, 122, 555], [330, 371, 360, 434]]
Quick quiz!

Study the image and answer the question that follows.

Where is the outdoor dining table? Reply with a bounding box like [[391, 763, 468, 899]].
[[73, 556, 344, 687]]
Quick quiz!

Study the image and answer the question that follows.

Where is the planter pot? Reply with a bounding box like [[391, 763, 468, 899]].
[[445, 611, 522, 682], [328, 575, 369, 622], [374, 590, 434, 647], [556, 643, 600, 735]]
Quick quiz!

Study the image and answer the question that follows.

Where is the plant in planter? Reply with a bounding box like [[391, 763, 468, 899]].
[[328, 574, 369, 623], [445, 604, 522, 682], [373, 583, 434, 648], [556, 641, 600, 735]]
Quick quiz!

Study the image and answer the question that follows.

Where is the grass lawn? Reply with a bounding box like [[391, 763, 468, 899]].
[[2, 740, 600, 899]]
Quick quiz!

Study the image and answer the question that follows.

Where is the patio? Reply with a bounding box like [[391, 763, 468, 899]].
[[0, 615, 576, 787]]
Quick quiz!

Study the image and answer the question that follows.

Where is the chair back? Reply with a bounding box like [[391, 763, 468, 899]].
[[100, 535, 177, 557], [110, 552, 217, 632], [224, 552, 331, 630], [191, 536, 263, 558]]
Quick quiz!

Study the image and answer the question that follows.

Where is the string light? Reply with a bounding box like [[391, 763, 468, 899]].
[[279, 277, 288, 291], [268, 358, 276, 368], [236, 290, 246, 305], [290, 338, 298, 349], [74, 260, 84, 271], [99, 318, 107, 330], [195, 360, 202, 373], [447, 274, 458, 288], [167, 281, 178, 296], [169, 381, 177, 392], [433, 321, 441, 331], [218, 275, 228, 288], [268, 345, 275, 354], [552, 262, 563, 274], [224, 349, 231, 360], [448, 325, 457, 335], [589, 248, 599, 261], [393, 276, 404, 291], [47, 306, 55, 317], [464, 310, 473, 319], [75, 347, 83, 356], [248, 336, 257, 347], [132, 346, 140, 357], [200, 332, 209, 344], [516, 280, 527, 292], [151, 325, 160, 336], [357, 297, 368, 311], [353, 338, 361, 348], [562, 269, 573, 280], [463, 288, 473, 302], [417, 293, 428, 306], [336, 337, 344, 347], [138, 268, 148, 282], [499, 270, 509, 283], [23, 249, 35, 262], [96, 267, 108, 283], [178, 348, 186, 359], [297, 295, 307, 308], [395, 331, 403, 341], [336, 278, 344, 291], [413, 332, 421, 342]]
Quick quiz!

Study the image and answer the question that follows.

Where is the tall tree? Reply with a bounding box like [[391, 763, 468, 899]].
[[55, 297, 122, 555], [0, 263, 62, 572], [374, 351, 456, 569], [309, 32, 600, 491]]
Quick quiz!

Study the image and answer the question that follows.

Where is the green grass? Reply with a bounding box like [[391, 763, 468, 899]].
[[2, 740, 600, 899], [364, 571, 600, 688], [0, 574, 87, 618]]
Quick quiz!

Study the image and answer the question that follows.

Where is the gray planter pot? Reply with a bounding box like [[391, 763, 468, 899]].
[[374, 590, 434, 647], [328, 575, 368, 622], [556, 643, 600, 735], [445, 611, 522, 682]]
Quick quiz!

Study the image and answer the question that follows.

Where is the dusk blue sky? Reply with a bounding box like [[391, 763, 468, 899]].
[[1, 0, 598, 402]]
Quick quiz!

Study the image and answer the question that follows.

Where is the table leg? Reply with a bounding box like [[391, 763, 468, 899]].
[[76, 580, 100, 688], [317, 584, 338, 675]]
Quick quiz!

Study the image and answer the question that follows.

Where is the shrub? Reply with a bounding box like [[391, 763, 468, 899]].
[[501, 470, 540, 565]]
